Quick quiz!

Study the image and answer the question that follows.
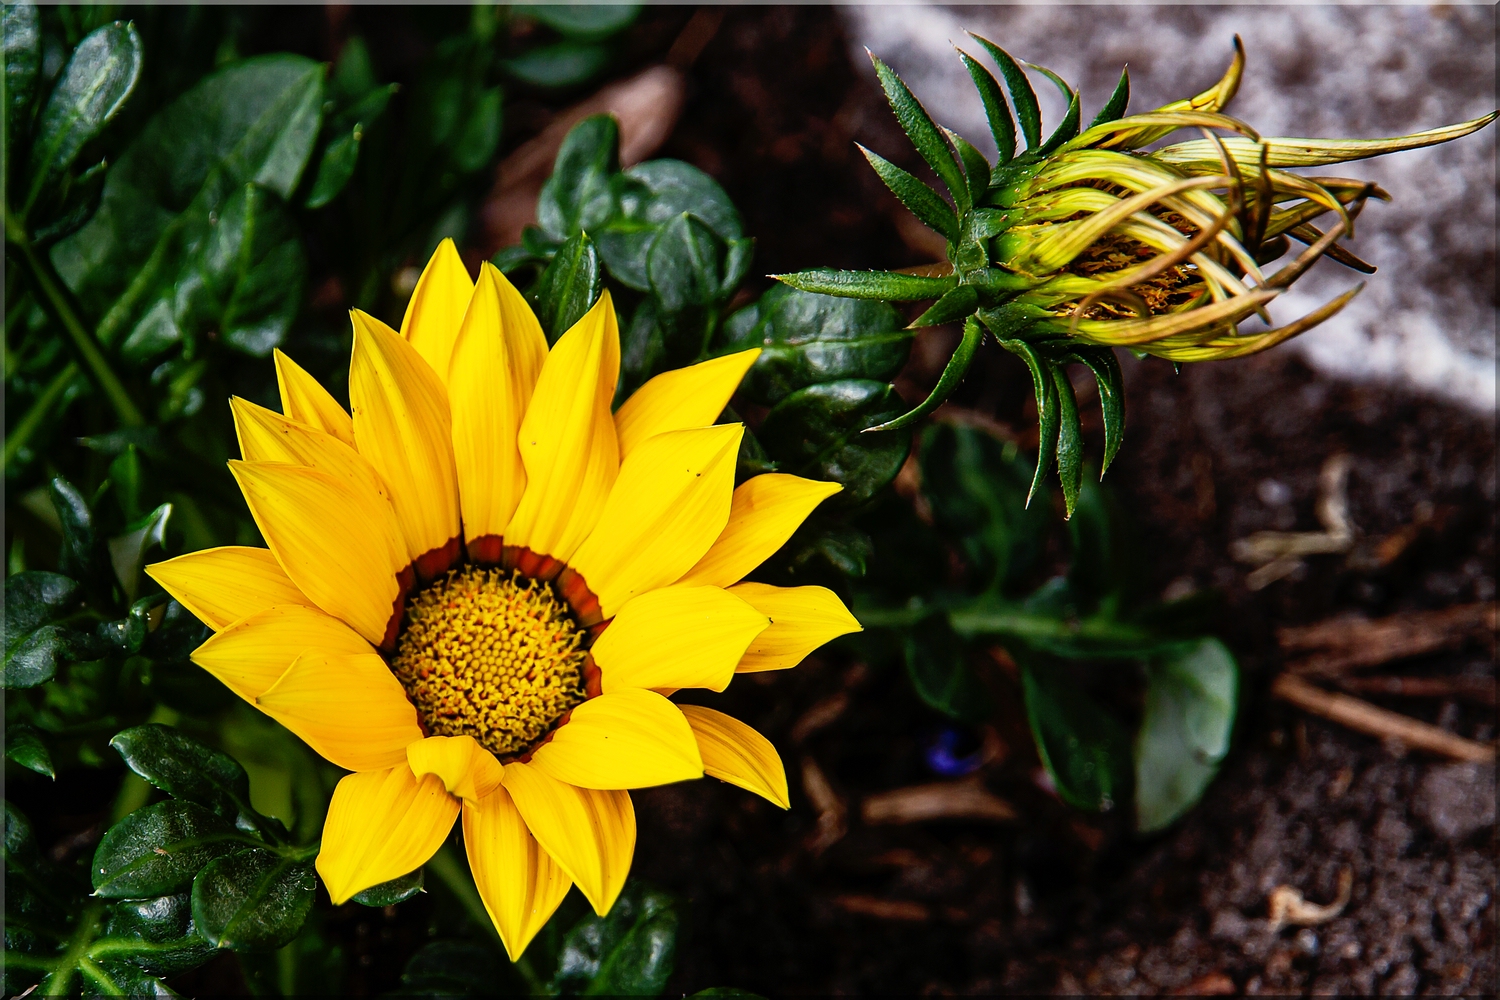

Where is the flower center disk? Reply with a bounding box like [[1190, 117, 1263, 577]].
[[392, 566, 587, 756]]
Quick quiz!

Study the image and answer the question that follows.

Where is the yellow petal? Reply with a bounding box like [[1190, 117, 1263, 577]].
[[229, 460, 406, 647], [568, 424, 741, 619], [679, 705, 789, 809], [462, 785, 572, 961], [256, 650, 423, 771], [501, 762, 634, 916], [448, 263, 548, 558], [592, 585, 767, 694], [231, 396, 391, 503], [400, 238, 475, 384], [274, 349, 355, 448], [190, 603, 372, 702], [527, 688, 703, 790], [316, 764, 458, 904], [504, 292, 620, 563], [729, 582, 862, 672], [678, 474, 842, 589], [350, 309, 462, 575], [407, 735, 505, 803], [613, 349, 760, 459], [145, 546, 309, 631]]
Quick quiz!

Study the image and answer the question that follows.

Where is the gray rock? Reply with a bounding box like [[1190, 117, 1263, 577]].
[[1413, 762, 1496, 841]]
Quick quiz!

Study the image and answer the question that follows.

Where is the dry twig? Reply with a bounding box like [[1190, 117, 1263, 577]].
[[1272, 673, 1495, 763], [1232, 454, 1354, 589], [832, 894, 931, 922], [1267, 866, 1353, 931], [1279, 603, 1496, 675], [861, 776, 1017, 826], [800, 756, 847, 855], [1336, 675, 1495, 706]]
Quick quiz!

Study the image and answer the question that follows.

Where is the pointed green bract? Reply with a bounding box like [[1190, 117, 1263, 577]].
[[1050, 364, 1083, 517], [869, 53, 968, 210], [970, 35, 1041, 152], [1090, 67, 1131, 128], [1004, 339, 1058, 507], [864, 316, 985, 433], [911, 284, 979, 328], [1027, 62, 1081, 154], [960, 51, 1015, 165], [858, 144, 959, 241], [774, 267, 956, 302], [1072, 347, 1125, 474], [943, 126, 991, 205]]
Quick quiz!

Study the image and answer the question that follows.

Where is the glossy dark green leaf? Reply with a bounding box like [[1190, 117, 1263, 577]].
[[1066, 474, 1140, 612], [775, 520, 874, 579], [534, 230, 602, 345], [99, 893, 217, 977], [1072, 347, 1124, 474], [110, 724, 253, 824], [970, 36, 1041, 153], [303, 125, 361, 209], [537, 114, 619, 241], [551, 880, 678, 996], [716, 285, 910, 406], [93, 800, 247, 898], [519, 4, 640, 39], [773, 268, 955, 303], [865, 314, 983, 433], [733, 421, 777, 482], [52, 55, 324, 348], [396, 940, 521, 998], [1135, 639, 1237, 832], [910, 283, 979, 328], [78, 958, 178, 998], [2, 2, 40, 167], [23, 21, 141, 214], [858, 144, 958, 242], [904, 616, 987, 723], [191, 848, 316, 952], [117, 182, 307, 362], [1050, 364, 1083, 517], [623, 159, 743, 241], [1019, 653, 1130, 812], [959, 50, 1015, 165], [107, 502, 170, 601], [5, 725, 54, 779], [869, 54, 967, 210], [452, 86, 501, 173], [504, 42, 609, 88], [4, 620, 110, 688], [920, 422, 1049, 591], [1089, 67, 1131, 128], [758, 380, 910, 507], [351, 867, 423, 906], [647, 212, 725, 312], [28, 156, 106, 245], [4, 570, 80, 646], [50, 476, 97, 581]]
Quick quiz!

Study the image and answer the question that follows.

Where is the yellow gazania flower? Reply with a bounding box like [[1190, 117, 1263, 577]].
[[145, 240, 860, 959]]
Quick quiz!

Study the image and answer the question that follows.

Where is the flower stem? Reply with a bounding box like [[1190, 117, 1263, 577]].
[[38, 900, 104, 997], [3, 359, 79, 469], [4, 207, 146, 428]]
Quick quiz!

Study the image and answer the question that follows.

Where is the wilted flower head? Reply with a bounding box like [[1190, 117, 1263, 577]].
[[780, 36, 1495, 512]]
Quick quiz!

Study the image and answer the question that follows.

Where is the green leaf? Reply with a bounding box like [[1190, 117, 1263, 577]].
[[863, 314, 983, 433], [109, 724, 253, 825], [758, 380, 910, 507], [92, 800, 247, 898], [970, 37, 1040, 153], [28, 155, 106, 245], [452, 86, 501, 173], [396, 940, 521, 998], [773, 268, 955, 302], [944, 127, 991, 205], [623, 159, 743, 241], [534, 230, 602, 345], [1019, 653, 1130, 811], [774, 520, 874, 578], [868, 54, 968, 210], [999, 341, 1058, 507], [536, 114, 619, 241], [1050, 364, 1083, 517], [23, 21, 142, 215], [191, 848, 316, 952], [52, 55, 325, 350], [5, 622, 89, 688], [919, 422, 1048, 591], [1089, 67, 1131, 128], [51, 476, 98, 582], [1065, 474, 1140, 611], [647, 212, 726, 312], [107, 502, 170, 602], [4, 570, 80, 648], [959, 51, 1015, 166], [116, 182, 307, 363], [1135, 639, 1237, 832], [5, 725, 54, 779], [504, 42, 609, 88], [903, 616, 987, 723], [519, 4, 640, 39], [351, 867, 423, 907], [551, 881, 679, 996], [77, 958, 179, 998], [1028, 62, 1081, 155], [303, 125, 361, 209], [3, 2, 41, 176], [858, 144, 958, 242], [715, 285, 910, 406], [910, 283, 979, 328], [1071, 347, 1124, 474], [99, 893, 217, 978]]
